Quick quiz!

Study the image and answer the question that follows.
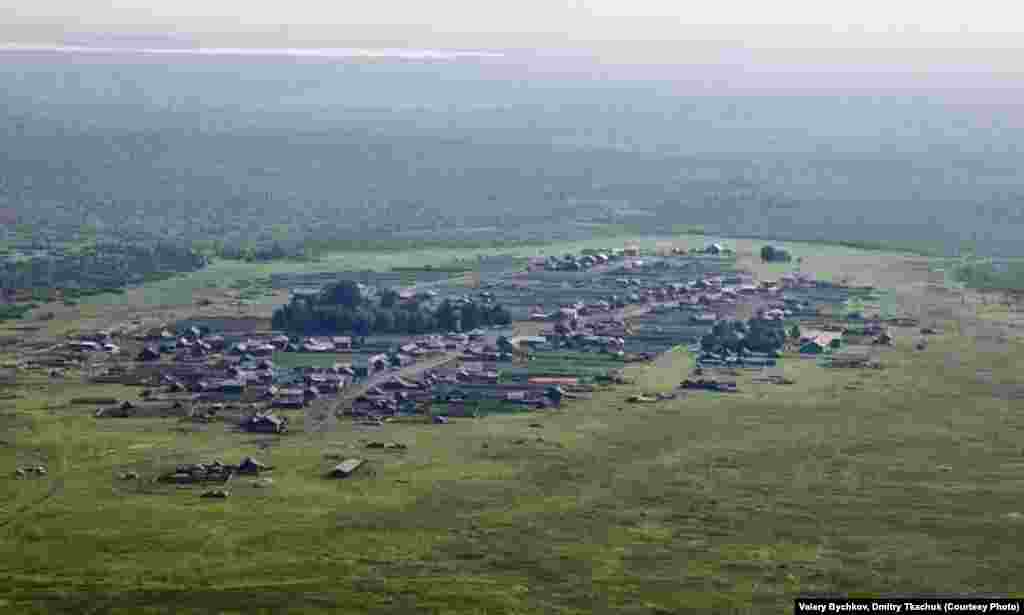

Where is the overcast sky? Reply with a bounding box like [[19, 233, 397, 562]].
[[3, 0, 1023, 69]]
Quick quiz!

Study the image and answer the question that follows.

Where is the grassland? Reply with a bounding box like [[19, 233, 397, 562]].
[[2, 271, 1023, 612], [2, 241, 1023, 614]]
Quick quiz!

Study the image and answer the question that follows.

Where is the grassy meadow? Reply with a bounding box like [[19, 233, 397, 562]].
[[2, 240, 1023, 613]]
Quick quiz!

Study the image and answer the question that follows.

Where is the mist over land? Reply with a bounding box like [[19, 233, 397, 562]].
[[1, 42, 1023, 256]]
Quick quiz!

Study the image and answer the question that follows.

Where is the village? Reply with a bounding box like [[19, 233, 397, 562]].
[[10, 241, 921, 488]]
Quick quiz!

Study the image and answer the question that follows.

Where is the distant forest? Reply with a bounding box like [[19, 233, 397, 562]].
[[4, 52, 1024, 272], [0, 242, 206, 297]]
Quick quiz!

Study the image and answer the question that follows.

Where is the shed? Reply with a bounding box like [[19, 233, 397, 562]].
[[330, 458, 365, 478]]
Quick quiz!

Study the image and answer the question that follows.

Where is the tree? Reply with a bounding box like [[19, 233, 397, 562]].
[[435, 300, 458, 332], [491, 305, 512, 326], [323, 280, 362, 308], [789, 323, 802, 340], [744, 317, 786, 352], [379, 288, 399, 309], [460, 302, 480, 331], [352, 310, 372, 337], [761, 245, 792, 263], [374, 309, 395, 332]]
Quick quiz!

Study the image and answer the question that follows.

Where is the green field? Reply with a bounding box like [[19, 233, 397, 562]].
[[271, 352, 354, 370], [2, 240, 1023, 613], [71, 231, 890, 311], [3, 286, 1024, 613]]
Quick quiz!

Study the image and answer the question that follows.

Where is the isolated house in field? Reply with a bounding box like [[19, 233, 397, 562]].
[[330, 458, 365, 478], [243, 413, 288, 434], [800, 332, 842, 354]]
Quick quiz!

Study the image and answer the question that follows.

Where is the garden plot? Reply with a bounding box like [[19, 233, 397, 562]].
[[628, 313, 713, 354]]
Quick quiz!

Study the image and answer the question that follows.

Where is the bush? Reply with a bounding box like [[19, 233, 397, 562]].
[[760, 245, 793, 263]]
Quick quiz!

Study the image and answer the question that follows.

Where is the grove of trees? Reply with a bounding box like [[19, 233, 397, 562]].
[[271, 280, 512, 335], [700, 317, 787, 355], [760, 245, 793, 263]]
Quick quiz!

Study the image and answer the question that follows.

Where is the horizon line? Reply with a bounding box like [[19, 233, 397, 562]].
[[0, 43, 506, 60]]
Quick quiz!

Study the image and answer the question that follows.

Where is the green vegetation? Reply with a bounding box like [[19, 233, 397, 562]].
[[271, 351, 353, 370], [760, 245, 793, 263], [3, 300, 1023, 613], [272, 280, 511, 335], [700, 318, 787, 354], [0, 303, 36, 322], [953, 259, 1024, 291], [0, 242, 206, 298]]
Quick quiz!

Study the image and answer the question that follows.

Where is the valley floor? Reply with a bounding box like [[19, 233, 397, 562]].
[[1, 237, 1023, 614]]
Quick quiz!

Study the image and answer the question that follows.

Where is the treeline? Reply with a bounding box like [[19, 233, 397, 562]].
[[954, 260, 1024, 292], [0, 242, 207, 295], [204, 241, 314, 263], [760, 245, 793, 263], [271, 280, 511, 335], [700, 318, 789, 354]]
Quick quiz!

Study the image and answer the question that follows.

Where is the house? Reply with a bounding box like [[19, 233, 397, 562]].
[[205, 336, 226, 351], [272, 395, 306, 409], [67, 340, 101, 352], [242, 413, 288, 434], [390, 353, 415, 368], [528, 377, 578, 387], [691, 312, 717, 325], [506, 391, 528, 402], [301, 339, 334, 353], [137, 346, 161, 361], [217, 379, 246, 394], [381, 376, 421, 391], [248, 343, 275, 357], [800, 332, 842, 354], [330, 458, 365, 478], [703, 243, 724, 255], [364, 354, 389, 373], [331, 336, 352, 351]]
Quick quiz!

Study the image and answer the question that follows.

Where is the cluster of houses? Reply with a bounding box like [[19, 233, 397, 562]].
[[64, 331, 121, 354], [525, 242, 731, 274], [134, 328, 354, 363], [797, 320, 892, 354], [530, 251, 616, 272], [42, 241, 902, 432], [350, 363, 568, 418]]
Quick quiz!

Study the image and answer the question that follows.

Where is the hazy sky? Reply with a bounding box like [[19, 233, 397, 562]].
[[4, 0, 1024, 42], [3, 0, 1024, 75]]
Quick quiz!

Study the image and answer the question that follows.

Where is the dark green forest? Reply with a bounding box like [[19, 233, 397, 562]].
[[272, 280, 512, 335], [3, 53, 1024, 264]]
